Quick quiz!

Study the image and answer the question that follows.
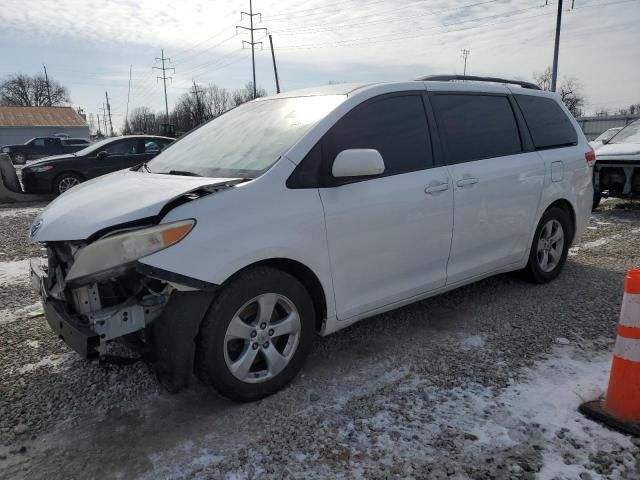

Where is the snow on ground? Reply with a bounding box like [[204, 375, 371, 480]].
[[0, 259, 31, 285], [0, 302, 42, 325], [0, 207, 42, 219]]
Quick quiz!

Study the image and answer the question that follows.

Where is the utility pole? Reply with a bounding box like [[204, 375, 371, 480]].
[[105, 91, 114, 137], [42, 64, 52, 106], [461, 49, 470, 77], [153, 49, 175, 122], [551, 0, 563, 92], [237, 1, 267, 99], [100, 103, 108, 136], [268, 34, 281, 94], [125, 64, 132, 130], [192, 81, 203, 125]]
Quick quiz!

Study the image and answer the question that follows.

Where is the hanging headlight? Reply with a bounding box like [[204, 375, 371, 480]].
[[65, 219, 195, 284]]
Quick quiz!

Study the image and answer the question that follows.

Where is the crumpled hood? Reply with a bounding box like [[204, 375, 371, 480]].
[[29, 169, 241, 242], [595, 143, 640, 158]]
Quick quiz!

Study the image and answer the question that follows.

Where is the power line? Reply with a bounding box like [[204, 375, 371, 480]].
[[153, 48, 175, 122], [236, 0, 268, 99]]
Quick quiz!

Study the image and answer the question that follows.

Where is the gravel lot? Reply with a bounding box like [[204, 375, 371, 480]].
[[1, 199, 639, 479]]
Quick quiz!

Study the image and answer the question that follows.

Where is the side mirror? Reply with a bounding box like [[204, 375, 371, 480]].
[[97, 150, 108, 160], [332, 149, 385, 178]]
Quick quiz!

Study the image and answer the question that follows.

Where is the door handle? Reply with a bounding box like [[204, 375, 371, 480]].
[[424, 182, 449, 194], [456, 177, 479, 187]]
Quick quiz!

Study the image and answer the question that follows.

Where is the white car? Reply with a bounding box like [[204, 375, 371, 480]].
[[592, 120, 640, 209], [589, 126, 623, 150], [28, 76, 593, 401]]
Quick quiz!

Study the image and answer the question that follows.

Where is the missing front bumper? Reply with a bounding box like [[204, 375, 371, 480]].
[[44, 299, 100, 359]]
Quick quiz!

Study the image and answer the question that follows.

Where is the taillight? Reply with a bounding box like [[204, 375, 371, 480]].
[[585, 147, 596, 167]]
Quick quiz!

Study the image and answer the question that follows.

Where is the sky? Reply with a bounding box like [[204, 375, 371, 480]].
[[1, 0, 638, 132]]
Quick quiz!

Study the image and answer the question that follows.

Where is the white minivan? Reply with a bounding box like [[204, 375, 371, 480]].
[[29, 76, 594, 401]]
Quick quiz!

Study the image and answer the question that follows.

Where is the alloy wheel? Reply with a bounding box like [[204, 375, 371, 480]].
[[537, 219, 564, 273], [58, 176, 81, 194], [223, 293, 301, 384]]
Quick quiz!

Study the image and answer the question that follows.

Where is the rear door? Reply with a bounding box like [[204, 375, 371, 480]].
[[318, 93, 454, 319], [430, 92, 544, 284], [139, 138, 172, 163], [90, 138, 142, 178]]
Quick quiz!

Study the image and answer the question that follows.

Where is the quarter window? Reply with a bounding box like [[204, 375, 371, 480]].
[[514, 94, 577, 149], [331, 95, 432, 176], [431, 94, 522, 164]]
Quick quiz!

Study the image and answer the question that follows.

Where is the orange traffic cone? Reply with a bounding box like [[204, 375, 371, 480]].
[[580, 270, 640, 436]]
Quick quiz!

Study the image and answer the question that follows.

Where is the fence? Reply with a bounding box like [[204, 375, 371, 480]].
[[576, 115, 640, 140]]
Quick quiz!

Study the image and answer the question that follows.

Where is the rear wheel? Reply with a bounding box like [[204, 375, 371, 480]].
[[53, 173, 83, 195], [196, 267, 315, 402], [524, 207, 572, 283], [12, 153, 26, 165]]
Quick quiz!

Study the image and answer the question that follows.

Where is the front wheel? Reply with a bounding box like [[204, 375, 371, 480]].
[[523, 207, 572, 283], [53, 173, 83, 195], [196, 267, 316, 402]]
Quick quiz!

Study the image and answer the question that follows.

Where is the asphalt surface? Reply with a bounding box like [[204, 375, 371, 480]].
[[1, 198, 639, 479]]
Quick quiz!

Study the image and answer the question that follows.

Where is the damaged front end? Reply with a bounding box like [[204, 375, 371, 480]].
[[31, 220, 216, 390]]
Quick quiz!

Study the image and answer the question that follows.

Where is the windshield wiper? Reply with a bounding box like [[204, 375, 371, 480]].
[[162, 170, 202, 177], [140, 162, 151, 173]]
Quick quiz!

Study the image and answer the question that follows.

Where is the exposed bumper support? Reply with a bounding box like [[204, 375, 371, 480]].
[[44, 299, 100, 359], [152, 290, 216, 392]]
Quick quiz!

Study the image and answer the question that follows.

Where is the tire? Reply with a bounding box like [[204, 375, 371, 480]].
[[12, 153, 26, 165], [196, 266, 316, 402], [523, 207, 573, 284], [53, 173, 83, 196], [592, 191, 602, 210]]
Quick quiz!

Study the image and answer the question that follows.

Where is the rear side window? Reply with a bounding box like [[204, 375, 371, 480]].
[[514, 94, 577, 149], [431, 94, 522, 164], [331, 95, 432, 176]]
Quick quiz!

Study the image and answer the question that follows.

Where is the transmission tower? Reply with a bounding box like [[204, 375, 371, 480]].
[[237, 0, 267, 99], [153, 49, 175, 122]]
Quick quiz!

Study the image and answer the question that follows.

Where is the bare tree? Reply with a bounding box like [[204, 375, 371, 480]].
[[0, 73, 70, 106], [533, 67, 585, 117], [128, 107, 157, 134], [557, 77, 584, 117], [231, 82, 267, 106], [206, 84, 233, 118]]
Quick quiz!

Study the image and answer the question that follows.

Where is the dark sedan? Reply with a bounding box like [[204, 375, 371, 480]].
[[21, 135, 174, 195]]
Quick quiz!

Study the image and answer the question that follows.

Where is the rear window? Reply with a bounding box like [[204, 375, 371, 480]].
[[431, 94, 522, 164], [514, 94, 577, 149]]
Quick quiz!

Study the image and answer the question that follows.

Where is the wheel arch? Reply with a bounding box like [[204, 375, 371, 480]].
[[545, 198, 576, 244], [223, 258, 328, 333]]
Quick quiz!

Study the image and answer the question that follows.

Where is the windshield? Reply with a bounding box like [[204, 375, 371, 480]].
[[73, 138, 113, 156], [595, 128, 621, 142], [147, 95, 346, 178], [609, 121, 640, 144]]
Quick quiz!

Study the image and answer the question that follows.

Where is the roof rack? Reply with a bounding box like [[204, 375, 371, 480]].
[[416, 75, 541, 90]]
